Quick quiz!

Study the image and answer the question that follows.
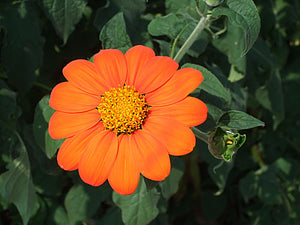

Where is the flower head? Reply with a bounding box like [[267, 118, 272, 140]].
[[49, 45, 207, 195]]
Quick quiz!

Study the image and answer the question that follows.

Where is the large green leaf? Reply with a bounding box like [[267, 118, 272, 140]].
[[255, 71, 284, 129], [65, 184, 111, 225], [40, 0, 88, 44], [212, 20, 246, 72], [165, 0, 201, 19], [0, 1, 44, 92], [182, 63, 231, 102], [0, 125, 37, 225], [33, 95, 63, 159], [217, 110, 265, 130], [212, 0, 261, 55], [94, 0, 147, 45], [148, 14, 189, 40], [99, 12, 132, 52], [113, 178, 160, 225]]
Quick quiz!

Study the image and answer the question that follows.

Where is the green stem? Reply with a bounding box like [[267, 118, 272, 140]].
[[173, 14, 211, 63], [0, 73, 52, 92], [34, 82, 52, 92], [251, 145, 266, 167], [170, 23, 190, 59], [191, 127, 209, 144]]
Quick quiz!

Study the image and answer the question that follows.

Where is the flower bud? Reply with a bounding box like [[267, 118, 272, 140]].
[[203, 0, 224, 7], [208, 127, 246, 162]]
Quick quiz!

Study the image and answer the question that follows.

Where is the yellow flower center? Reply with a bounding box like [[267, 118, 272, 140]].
[[97, 85, 149, 134]]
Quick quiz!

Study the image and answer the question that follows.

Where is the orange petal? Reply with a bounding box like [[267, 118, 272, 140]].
[[57, 124, 104, 171], [131, 130, 171, 181], [134, 56, 178, 93], [78, 130, 118, 186], [142, 115, 196, 156], [108, 134, 140, 195], [48, 110, 101, 139], [150, 97, 208, 127], [146, 68, 203, 106], [49, 82, 100, 113], [63, 59, 108, 95], [125, 45, 155, 86], [94, 49, 127, 88]]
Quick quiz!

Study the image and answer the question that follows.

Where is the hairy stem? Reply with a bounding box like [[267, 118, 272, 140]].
[[174, 15, 211, 63], [191, 127, 209, 144]]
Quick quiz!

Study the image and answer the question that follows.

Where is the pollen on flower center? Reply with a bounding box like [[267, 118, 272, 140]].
[[97, 85, 149, 134]]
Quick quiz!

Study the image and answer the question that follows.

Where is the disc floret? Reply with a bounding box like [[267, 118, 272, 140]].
[[97, 85, 149, 134]]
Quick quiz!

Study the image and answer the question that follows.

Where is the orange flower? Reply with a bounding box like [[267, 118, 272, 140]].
[[48, 45, 207, 195]]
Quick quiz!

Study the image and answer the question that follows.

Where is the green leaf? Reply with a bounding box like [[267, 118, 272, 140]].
[[159, 158, 184, 199], [53, 206, 70, 225], [100, 12, 132, 53], [212, 21, 246, 72], [249, 40, 277, 69], [239, 167, 282, 205], [228, 65, 245, 82], [65, 184, 111, 225], [113, 0, 146, 24], [0, 87, 20, 123], [182, 63, 231, 102], [148, 14, 188, 40], [206, 104, 224, 121], [40, 0, 88, 44], [165, 0, 201, 19], [94, 0, 147, 45], [148, 14, 208, 58], [113, 178, 160, 225], [0, 124, 37, 225], [218, 110, 265, 130], [212, 0, 261, 55], [33, 95, 63, 159], [239, 171, 258, 202], [255, 71, 284, 129], [271, 158, 291, 176], [93, 1, 119, 32], [0, 1, 44, 91]]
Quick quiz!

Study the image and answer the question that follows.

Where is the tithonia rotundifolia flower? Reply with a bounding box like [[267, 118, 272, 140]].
[[49, 45, 207, 195]]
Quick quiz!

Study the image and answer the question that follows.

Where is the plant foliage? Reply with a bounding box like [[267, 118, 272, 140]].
[[0, 0, 300, 224]]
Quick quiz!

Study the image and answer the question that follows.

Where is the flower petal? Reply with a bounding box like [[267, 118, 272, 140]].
[[131, 130, 170, 181], [108, 134, 140, 195], [142, 115, 196, 156], [78, 130, 118, 186], [134, 56, 178, 93], [150, 97, 208, 127], [57, 124, 104, 171], [50, 82, 100, 113], [94, 49, 127, 88], [146, 68, 203, 106], [125, 45, 155, 86], [63, 59, 108, 95], [48, 110, 101, 139]]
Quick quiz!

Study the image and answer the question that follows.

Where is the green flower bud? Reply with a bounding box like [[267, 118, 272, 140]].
[[208, 127, 246, 162], [203, 0, 224, 7]]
